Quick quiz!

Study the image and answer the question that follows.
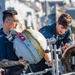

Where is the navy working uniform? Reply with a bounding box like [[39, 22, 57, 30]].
[[33, 23, 73, 75], [39, 23, 72, 49], [0, 28, 24, 75]]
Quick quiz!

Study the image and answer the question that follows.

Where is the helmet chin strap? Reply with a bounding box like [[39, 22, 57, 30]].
[[6, 30, 17, 42]]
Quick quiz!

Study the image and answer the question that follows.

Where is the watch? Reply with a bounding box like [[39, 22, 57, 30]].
[[45, 50, 50, 53]]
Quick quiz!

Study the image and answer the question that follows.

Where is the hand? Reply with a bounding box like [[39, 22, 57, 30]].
[[44, 52, 56, 67], [62, 43, 70, 51], [47, 61, 56, 67], [0, 68, 5, 75], [19, 59, 28, 66]]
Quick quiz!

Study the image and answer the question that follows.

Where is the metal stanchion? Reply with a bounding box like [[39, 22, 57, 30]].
[[48, 36, 61, 75], [50, 44, 55, 75], [54, 45, 59, 75]]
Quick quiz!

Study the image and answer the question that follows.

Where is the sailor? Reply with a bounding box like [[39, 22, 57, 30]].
[[35, 13, 73, 75], [0, 9, 28, 75]]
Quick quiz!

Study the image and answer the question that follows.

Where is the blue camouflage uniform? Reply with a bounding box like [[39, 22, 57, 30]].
[[32, 23, 73, 75], [39, 23, 72, 49], [0, 28, 24, 75], [0, 28, 19, 61]]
